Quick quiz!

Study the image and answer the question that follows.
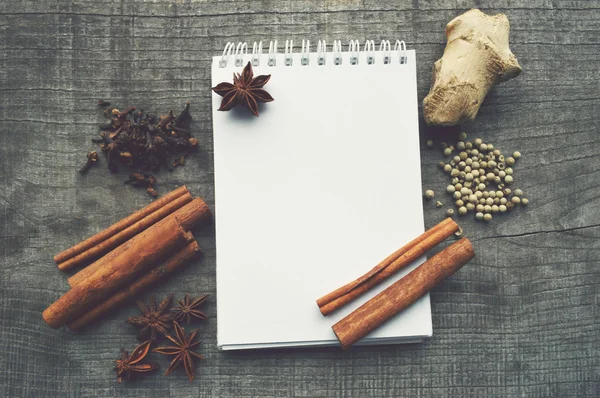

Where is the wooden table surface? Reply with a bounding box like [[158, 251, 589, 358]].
[[1, 1, 599, 397]]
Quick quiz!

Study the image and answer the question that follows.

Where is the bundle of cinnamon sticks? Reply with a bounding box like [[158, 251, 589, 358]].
[[317, 218, 475, 349], [43, 186, 211, 330]]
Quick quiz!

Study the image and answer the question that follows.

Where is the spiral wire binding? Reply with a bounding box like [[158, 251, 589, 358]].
[[364, 40, 376, 65], [349, 40, 360, 65], [218, 40, 409, 68], [268, 40, 278, 67], [234, 42, 248, 67], [395, 40, 407, 64], [301, 40, 310, 66], [380, 40, 391, 64], [284, 40, 294, 66], [333, 40, 342, 65], [317, 40, 326, 65], [252, 41, 263, 66]]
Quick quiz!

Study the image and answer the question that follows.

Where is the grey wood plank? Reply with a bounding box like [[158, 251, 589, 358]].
[[0, 0, 599, 397]]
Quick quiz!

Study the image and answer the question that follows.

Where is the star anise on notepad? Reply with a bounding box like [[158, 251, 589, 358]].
[[212, 61, 274, 117], [127, 295, 174, 341], [153, 321, 204, 382], [171, 294, 209, 324], [114, 340, 159, 383]]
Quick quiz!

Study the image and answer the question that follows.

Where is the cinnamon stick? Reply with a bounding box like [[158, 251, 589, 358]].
[[67, 240, 202, 331], [332, 238, 475, 350], [67, 197, 211, 286], [43, 216, 192, 329], [317, 218, 460, 316], [54, 185, 189, 265], [57, 189, 193, 271]]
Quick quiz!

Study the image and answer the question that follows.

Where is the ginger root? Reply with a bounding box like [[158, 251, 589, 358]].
[[423, 9, 522, 126]]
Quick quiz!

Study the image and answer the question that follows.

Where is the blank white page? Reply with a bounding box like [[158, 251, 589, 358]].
[[212, 48, 430, 349]]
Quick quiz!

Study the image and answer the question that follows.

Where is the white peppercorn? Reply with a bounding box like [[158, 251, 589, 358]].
[[458, 161, 466, 169], [474, 138, 482, 146], [446, 185, 455, 193], [500, 198, 507, 205], [443, 148, 452, 156], [472, 161, 480, 169], [493, 149, 501, 157], [455, 199, 464, 207], [453, 155, 461, 163], [475, 191, 483, 199], [511, 196, 521, 204], [486, 172, 495, 181], [446, 208, 455, 217], [466, 142, 473, 149], [457, 141, 465, 150], [514, 188, 523, 196], [459, 132, 467, 140], [505, 167, 513, 175], [484, 213, 492, 222], [453, 191, 462, 199], [457, 206, 467, 215], [505, 175, 513, 184], [480, 161, 488, 169], [424, 190, 435, 199], [498, 170, 506, 178], [466, 203, 475, 210], [465, 158, 473, 166], [486, 197, 494, 206], [426, 140, 433, 148], [499, 204, 507, 212], [521, 198, 529, 205], [513, 151, 521, 159], [484, 205, 492, 212], [476, 204, 484, 212], [476, 212, 484, 220], [491, 205, 499, 213], [480, 143, 488, 152], [506, 157, 515, 166], [478, 183, 486, 191], [455, 183, 463, 190]]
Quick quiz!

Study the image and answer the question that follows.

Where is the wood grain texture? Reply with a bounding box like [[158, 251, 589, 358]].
[[0, 0, 598, 396]]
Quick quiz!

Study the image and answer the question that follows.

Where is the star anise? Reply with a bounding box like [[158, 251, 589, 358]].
[[212, 61, 274, 117], [153, 321, 204, 382], [127, 294, 174, 341], [171, 294, 209, 324], [114, 340, 159, 383]]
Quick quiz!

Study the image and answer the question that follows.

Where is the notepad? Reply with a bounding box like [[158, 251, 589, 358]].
[[212, 40, 430, 350]]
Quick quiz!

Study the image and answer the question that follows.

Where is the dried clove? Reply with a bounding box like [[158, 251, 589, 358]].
[[85, 101, 198, 197], [79, 151, 99, 174]]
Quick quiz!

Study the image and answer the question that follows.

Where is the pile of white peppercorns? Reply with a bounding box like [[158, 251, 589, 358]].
[[424, 132, 528, 222]]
